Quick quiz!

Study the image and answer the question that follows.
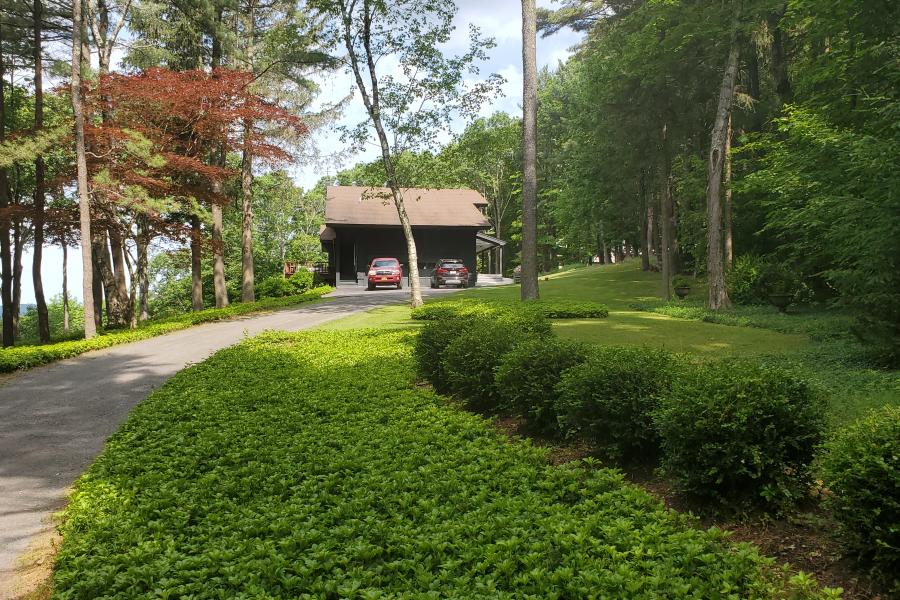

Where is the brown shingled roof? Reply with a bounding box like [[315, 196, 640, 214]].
[[325, 186, 489, 228]]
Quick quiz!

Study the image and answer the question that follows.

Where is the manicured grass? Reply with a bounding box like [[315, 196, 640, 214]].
[[0, 287, 333, 373], [53, 330, 831, 598]]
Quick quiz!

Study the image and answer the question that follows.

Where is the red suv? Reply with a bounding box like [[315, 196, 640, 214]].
[[431, 259, 469, 289], [367, 257, 403, 290]]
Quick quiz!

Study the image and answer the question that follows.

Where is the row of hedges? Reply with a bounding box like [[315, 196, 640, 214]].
[[411, 297, 609, 321], [0, 286, 332, 373], [54, 329, 835, 598], [415, 310, 898, 591], [255, 269, 316, 298]]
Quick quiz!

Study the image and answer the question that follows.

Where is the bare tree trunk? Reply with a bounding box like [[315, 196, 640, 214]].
[[211, 202, 228, 308], [31, 0, 50, 343], [241, 120, 255, 303], [659, 126, 674, 300], [640, 172, 651, 271], [190, 215, 203, 311], [93, 230, 123, 325], [520, 0, 539, 300], [62, 243, 70, 333], [241, 1, 256, 303], [108, 225, 133, 324], [136, 214, 149, 321], [12, 223, 24, 340], [92, 260, 103, 327], [0, 20, 14, 347], [769, 8, 792, 104], [724, 114, 734, 269], [707, 41, 738, 311], [72, 0, 96, 338]]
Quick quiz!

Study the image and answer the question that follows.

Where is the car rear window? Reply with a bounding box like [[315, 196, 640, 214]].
[[372, 259, 399, 267], [440, 262, 464, 269]]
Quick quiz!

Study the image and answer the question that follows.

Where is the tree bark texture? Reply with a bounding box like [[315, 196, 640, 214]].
[[724, 114, 734, 269], [211, 202, 228, 308], [640, 172, 651, 271], [520, 0, 540, 300], [0, 20, 14, 346], [32, 0, 50, 343], [108, 224, 133, 324], [72, 0, 97, 338], [707, 42, 738, 311], [63, 243, 70, 332], [190, 215, 203, 311], [12, 224, 24, 339], [659, 126, 675, 300], [137, 214, 149, 321], [241, 119, 255, 303]]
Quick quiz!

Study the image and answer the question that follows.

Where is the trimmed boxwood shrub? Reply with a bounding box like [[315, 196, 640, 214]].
[[256, 270, 316, 299], [441, 313, 551, 410], [495, 338, 589, 434], [411, 298, 609, 321], [415, 318, 468, 393], [820, 406, 900, 591], [654, 359, 826, 513], [555, 346, 679, 463]]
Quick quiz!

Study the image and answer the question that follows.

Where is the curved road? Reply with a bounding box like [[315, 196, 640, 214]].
[[0, 288, 449, 596]]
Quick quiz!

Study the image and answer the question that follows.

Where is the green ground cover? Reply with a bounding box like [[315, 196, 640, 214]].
[[53, 330, 832, 599], [0, 287, 333, 373]]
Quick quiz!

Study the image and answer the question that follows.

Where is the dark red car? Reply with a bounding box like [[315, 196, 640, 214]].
[[367, 257, 403, 290], [431, 259, 469, 289]]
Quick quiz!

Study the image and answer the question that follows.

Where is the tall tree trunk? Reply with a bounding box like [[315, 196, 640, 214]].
[[93, 230, 122, 324], [108, 225, 133, 324], [92, 260, 103, 327], [210, 7, 229, 309], [72, 0, 97, 338], [520, 0, 540, 300], [12, 223, 24, 339], [724, 114, 734, 269], [31, 0, 51, 343], [707, 41, 738, 311], [659, 126, 675, 300], [136, 214, 149, 321], [190, 215, 203, 311], [640, 171, 651, 271], [62, 243, 70, 333], [769, 8, 792, 104], [241, 120, 255, 303], [240, 1, 256, 303], [0, 20, 14, 347]]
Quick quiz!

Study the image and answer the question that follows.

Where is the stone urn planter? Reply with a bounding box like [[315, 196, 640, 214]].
[[674, 286, 691, 299], [768, 293, 792, 313]]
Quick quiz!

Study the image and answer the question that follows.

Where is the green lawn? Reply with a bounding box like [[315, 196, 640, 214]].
[[320, 262, 898, 425]]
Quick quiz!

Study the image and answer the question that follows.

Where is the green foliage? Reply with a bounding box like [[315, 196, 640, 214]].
[[0, 288, 332, 373], [411, 297, 609, 321], [556, 346, 679, 463], [728, 255, 767, 305], [442, 313, 551, 410], [820, 406, 900, 591], [671, 276, 692, 290], [414, 318, 465, 394], [254, 270, 315, 299], [654, 360, 826, 513], [495, 338, 589, 434], [52, 329, 835, 598], [17, 295, 85, 343]]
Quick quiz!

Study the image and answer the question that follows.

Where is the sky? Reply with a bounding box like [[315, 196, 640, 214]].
[[18, 0, 583, 305]]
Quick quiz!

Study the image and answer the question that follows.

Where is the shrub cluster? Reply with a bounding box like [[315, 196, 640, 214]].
[[654, 359, 826, 513], [0, 287, 332, 373], [255, 270, 315, 298], [411, 297, 609, 321], [820, 406, 900, 591], [557, 346, 679, 462], [495, 338, 589, 433], [53, 329, 834, 598]]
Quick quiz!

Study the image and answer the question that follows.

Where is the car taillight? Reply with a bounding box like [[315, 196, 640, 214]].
[[437, 268, 447, 274], [459, 267, 468, 274]]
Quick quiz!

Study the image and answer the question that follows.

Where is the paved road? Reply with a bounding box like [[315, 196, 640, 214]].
[[0, 288, 451, 595]]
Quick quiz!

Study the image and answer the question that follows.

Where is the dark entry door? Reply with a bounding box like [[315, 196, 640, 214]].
[[339, 239, 356, 280]]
